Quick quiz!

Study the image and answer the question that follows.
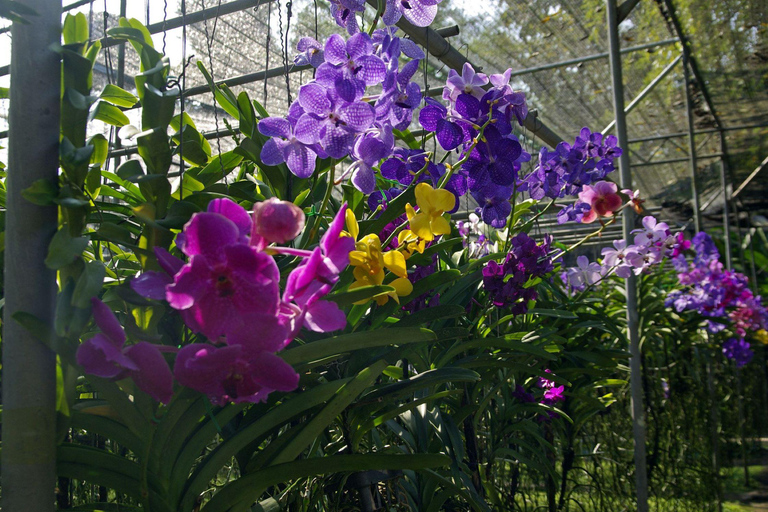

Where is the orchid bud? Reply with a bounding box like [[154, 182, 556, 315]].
[[251, 198, 305, 244]]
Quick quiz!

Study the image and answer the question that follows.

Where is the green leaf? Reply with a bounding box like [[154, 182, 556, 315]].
[[99, 84, 139, 107], [22, 178, 57, 205], [62, 12, 89, 45], [45, 228, 89, 269], [72, 260, 106, 308], [322, 285, 395, 306], [91, 100, 130, 127], [200, 453, 451, 512], [85, 166, 102, 198], [281, 327, 437, 366], [87, 134, 109, 166], [268, 361, 390, 467], [362, 367, 481, 402], [528, 308, 578, 319]]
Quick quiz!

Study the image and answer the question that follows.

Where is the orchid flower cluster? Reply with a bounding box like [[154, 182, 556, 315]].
[[482, 232, 554, 314], [419, 64, 532, 227], [78, 198, 354, 405], [517, 127, 622, 221], [564, 216, 690, 290], [665, 232, 768, 367], [457, 213, 498, 259], [261, 28, 425, 194], [512, 369, 566, 422], [327, 0, 443, 36]]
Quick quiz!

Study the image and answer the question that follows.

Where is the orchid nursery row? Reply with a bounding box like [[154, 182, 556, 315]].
[[18, 7, 767, 511]]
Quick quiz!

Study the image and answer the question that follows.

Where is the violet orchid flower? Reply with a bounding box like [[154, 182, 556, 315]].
[[382, 0, 441, 28], [295, 37, 325, 68], [259, 115, 320, 179], [443, 63, 488, 102], [317, 33, 387, 102], [294, 82, 375, 159]]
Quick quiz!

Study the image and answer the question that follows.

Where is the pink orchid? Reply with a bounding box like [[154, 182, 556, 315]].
[[578, 181, 623, 223]]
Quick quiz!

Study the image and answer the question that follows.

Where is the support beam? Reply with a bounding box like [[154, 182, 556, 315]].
[[3, 1, 61, 511], [630, 153, 723, 167], [732, 155, 768, 198], [601, 53, 682, 135], [683, 52, 702, 232], [607, 2, 648, 512], [506, 38, 678, 78], [720, 158, 733, 269], [628, 123, 768, 144]]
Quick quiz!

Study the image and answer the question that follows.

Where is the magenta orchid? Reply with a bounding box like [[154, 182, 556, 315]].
[[76, 298, 174, 404]]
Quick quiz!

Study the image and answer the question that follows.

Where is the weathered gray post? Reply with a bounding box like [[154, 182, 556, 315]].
[[2, 1, 62, 511], [606, 1, 648, 510]]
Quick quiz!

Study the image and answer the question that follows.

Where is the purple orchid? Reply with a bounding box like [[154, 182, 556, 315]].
[[259, 115, 320, 179], [328, 0, 365, 35], [349, 124, 395, 194], [443, 63, 488, 102], [294, 82, 375, 159], [295, 37, 325, 68], [382, 0, 441, 27], [317, 33, 387, 102], [76, 298, 174, 404]]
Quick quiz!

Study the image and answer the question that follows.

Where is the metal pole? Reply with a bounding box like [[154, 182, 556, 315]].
[[628, 123, 768, 144], [505, 38, 678, 78], [732, 154, 768, 198], [630, 153, 723, 167], [2, 0, 61, 510], [720, 155, 733, 270], [601, 53, 682, 135], [606, 1, 648, 510], [683, 52, 702, 232]]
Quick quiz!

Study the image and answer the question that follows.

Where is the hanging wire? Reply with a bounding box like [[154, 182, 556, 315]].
[[102, 0, 115, 85], [162, 0, 169, 56], [264, 0, 272, 105], [200, 0, 226, 179], [179, 0, 189, 199], [276, 0, 293, 106]]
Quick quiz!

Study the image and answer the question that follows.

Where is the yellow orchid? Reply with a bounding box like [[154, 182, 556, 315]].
[[406, 182, 455, 241], [398, 229, 426, 260], [346, 227, 413, 305], [755, 329, 768, 345]]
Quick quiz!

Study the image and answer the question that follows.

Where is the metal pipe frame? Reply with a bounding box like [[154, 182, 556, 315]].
[[3, 0, 61, 510], [732, 155, 768, 198], [628, 123, 768, 144], [630, 153, 723, 167], [506, 38, 678, 78], [683, 52, 702, 232], [601, 53, 682, 135], [606, 2, 648, 511]]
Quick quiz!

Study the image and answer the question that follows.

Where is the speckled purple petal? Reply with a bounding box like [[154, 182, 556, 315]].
[[258, 117, 291, 138], [324, 34, 347, 65], [322, 125, 354, 159], [294, 114, 324, 145], [181, 212, 240, 261], [298, 83, 331, 115], [340, 102, 375, 132], [284, 142, 317, 178], [436, 119, 463, 151], [346, 32, 372, 60], [357, 55, 387, 85], [351, 163, 376, 194], [207, 198, 252, 241], [260, 138, 288, 166], [403, 0, 437, 27]]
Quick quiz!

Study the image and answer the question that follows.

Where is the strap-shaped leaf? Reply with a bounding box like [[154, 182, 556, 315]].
[[200, 453, 451, 512], [280, 327, 436, 366]]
